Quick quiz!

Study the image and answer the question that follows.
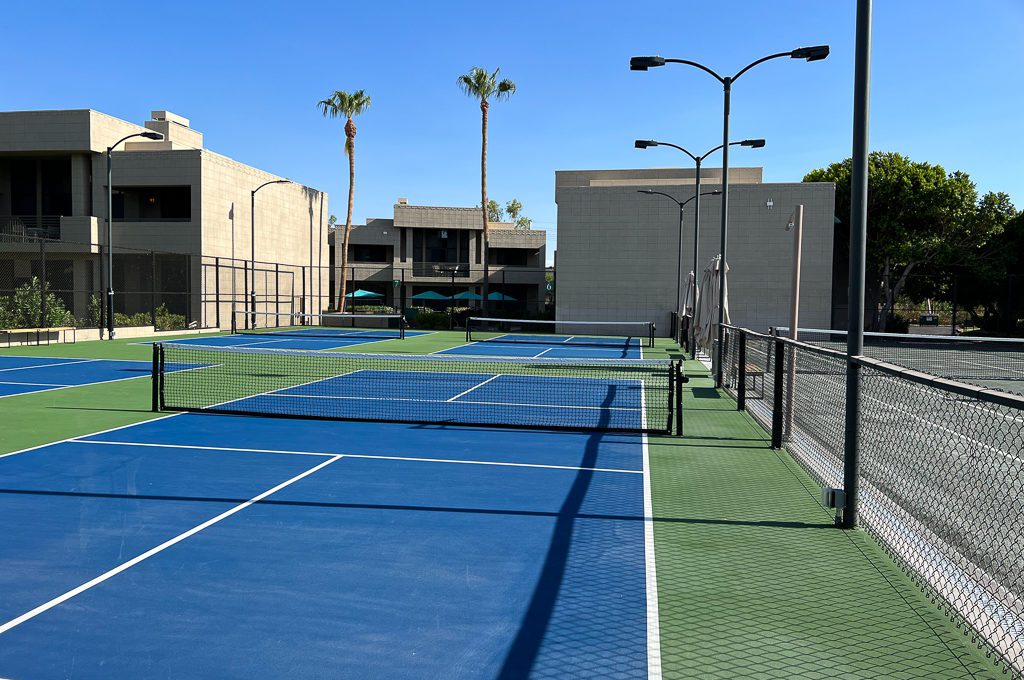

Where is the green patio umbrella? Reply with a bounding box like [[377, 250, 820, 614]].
[[410, 290, 451, 301], [344, 288, 384, 299], [451, 291, 483, 301], [486, 292, 517, 302]]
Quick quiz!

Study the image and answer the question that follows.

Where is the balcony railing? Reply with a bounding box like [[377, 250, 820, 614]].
[[412, 261, 471, 278], [0, 215, 61, 240]]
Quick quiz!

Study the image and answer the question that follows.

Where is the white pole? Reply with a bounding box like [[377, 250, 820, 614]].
[[784, 204, 804, 439]]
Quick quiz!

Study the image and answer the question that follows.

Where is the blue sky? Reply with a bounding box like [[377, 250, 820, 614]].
[[4, 0, 1022, 265]]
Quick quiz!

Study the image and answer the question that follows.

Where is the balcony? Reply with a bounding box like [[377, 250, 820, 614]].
[[0, 215, 61, 240], [411, 261, 471, 278]]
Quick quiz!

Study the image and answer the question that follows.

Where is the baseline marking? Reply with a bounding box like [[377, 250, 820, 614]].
[[0, 454, 342, 636], [0, 358, 99, 373], [69, 439, 642, 474]]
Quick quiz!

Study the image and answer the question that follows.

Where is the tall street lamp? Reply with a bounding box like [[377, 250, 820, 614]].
[[636, 188, 720, 353], [631, 45, 829, 386], [635, 138, 764, 354], [250, 179, 293, 329], [105, 131, 164, 340]]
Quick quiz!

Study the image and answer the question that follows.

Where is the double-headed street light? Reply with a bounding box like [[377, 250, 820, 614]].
[[631, 45, 829, 385], [634, 138, 764, 355], [105, 131, 164, 340], [637, 188, 721, 353], [250, 179, 293, 329]]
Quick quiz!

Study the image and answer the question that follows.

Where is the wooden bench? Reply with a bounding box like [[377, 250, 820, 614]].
[[744, 362, 765, 400], [2, 326, 77, 347]]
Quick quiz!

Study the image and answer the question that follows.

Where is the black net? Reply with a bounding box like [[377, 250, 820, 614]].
[[722, 325, 1024, 676], [232, 310, 406, 340], [466, 317, 655, 348], [158, 343, 679, 434]]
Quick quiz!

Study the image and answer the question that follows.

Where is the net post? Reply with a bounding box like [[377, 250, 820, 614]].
[[649, 322, 655, 348], [466, 318, 471, 343], [151, 342, 160, 412], [737, 330, 747, 411], [771, 338, 785, 449], [400, 314, 406, 340], [675, 363, 684, 436]]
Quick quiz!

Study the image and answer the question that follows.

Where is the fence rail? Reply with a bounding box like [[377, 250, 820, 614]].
[[721, 323, 1024, 677]]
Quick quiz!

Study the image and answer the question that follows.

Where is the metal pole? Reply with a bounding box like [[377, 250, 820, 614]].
[[675, 203, 683, 323], [715, 79, 732, 386], [39, 238, 47, 328], [106, 148, 115, 339], [692, 158, 702, 357], [843, 0, 872, 529], [250, 190, 256, 330], [784, 205, 803, 439]]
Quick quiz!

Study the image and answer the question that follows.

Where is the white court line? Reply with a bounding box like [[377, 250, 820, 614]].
[[0, 358, 100, 373], [0, 371, 157, 401], [640, 386, 663, 680], [0, 380, 71, 387], [269, 392, 642, 412], [533, 348, 554, 358], [446, 374, 503, 401], [0, 454, 342, 637], [561, 336, 575, 343], [69, 440, 642, 474]]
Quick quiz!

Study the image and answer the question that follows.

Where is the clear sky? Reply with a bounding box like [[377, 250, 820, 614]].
[[4, 0, 1022, 265]]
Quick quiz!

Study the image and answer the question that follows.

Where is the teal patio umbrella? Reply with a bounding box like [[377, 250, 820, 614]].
[[410, 290, 451, 301], [487, 292, 517, 302], [344, 289, 384, 299], [452, 291, 483, 301]]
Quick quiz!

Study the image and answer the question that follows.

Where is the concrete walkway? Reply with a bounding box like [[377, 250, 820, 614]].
[[648, 359, 1003, 678]]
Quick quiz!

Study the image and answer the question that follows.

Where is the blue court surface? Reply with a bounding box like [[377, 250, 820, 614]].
[[438, 337, 644, 360], [0, 413, 657, 679], [163, 328, 429, 351], [0, 355, 163, 398]]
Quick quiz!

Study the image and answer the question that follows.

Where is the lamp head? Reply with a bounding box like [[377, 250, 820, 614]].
[[634, 140, 658, 149], [637, 190, 655, 195], [630, 56, 666, 71], [710, 190, 723, 195], [741, 139, 766, 148], [790, 45, 830, 62], [141, 132, 163, 140]]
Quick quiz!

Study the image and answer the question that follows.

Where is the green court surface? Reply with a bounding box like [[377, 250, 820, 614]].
[[0, 335, 1006, 677]]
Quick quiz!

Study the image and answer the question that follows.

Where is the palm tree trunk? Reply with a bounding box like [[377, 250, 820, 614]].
[[339, 124, 356, 313], [480, 100, 489, 315]]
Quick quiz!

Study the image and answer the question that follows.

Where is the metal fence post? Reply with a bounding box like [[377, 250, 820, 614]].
[[39, 238, 47, 327], [737, 331, 747, 411], [771, 338, 785, 449], [215, 257, 221, 329], [150, 251, 157, 329]]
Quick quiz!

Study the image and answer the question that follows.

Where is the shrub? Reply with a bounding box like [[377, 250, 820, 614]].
[[114, 311, 152, 328], [410, 308, 450, 330], [0, 277, 74, 328], [155, 304, 187, 331]]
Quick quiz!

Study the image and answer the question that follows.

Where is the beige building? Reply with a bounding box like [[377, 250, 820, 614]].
[[330, 199, 547, 313], [0, 109, 328, 330], [555, 167, 836, 336]]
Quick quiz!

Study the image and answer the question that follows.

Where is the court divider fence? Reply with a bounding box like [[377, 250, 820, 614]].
[[721, 323, 1024, 677]]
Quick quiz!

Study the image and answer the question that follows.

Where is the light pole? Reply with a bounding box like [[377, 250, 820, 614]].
[[250, 179, 293, 329], [631, 45, 829, 385], [635, 138, 763, 354], [636, 188, 721, 353], [105, 131, 163, 339]]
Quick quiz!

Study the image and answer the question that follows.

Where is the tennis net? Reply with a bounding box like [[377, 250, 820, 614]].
[[772, 326, 1024, 383], [154, 343, 683, 434], [466, 317, 655, 348], [231, 310, 406, 340]]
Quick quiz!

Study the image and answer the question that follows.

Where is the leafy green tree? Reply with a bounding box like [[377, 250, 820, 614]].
[[0, 277, 73, 328], [457, 66, 516, 308], [805, 152, 998, 330], [486, 200, 503, 222], [505, 198, 531, 230], [318, 90, 372, 311]]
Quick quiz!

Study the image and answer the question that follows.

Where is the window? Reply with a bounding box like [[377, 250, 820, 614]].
[[490, 248, 532, 266], [112, 186, 191, 221], [350, 244, 389, 263]]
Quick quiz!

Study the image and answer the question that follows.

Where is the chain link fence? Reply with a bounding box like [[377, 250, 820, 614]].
[[721, 324, 1024, 677]]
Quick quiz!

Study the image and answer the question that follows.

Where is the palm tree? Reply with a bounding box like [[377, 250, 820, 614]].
[[457, 67, 515, 311], [318, 90, 371, 312]]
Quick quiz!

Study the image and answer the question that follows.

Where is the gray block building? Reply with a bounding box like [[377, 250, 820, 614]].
[[0, 109, 328, 332], [555, 167, 836, 336], [330, 199, 547, 313]]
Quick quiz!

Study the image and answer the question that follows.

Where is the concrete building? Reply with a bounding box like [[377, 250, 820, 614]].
[[0, 109, 328, 330], [555, 167, 836, 335], [329, 199, 547, 313]]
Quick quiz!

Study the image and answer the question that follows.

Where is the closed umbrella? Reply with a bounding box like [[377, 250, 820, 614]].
[[693, 256, 729, 358]]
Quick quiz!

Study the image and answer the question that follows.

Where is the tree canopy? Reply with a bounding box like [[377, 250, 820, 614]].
[[805, 152, 1021, 332]]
